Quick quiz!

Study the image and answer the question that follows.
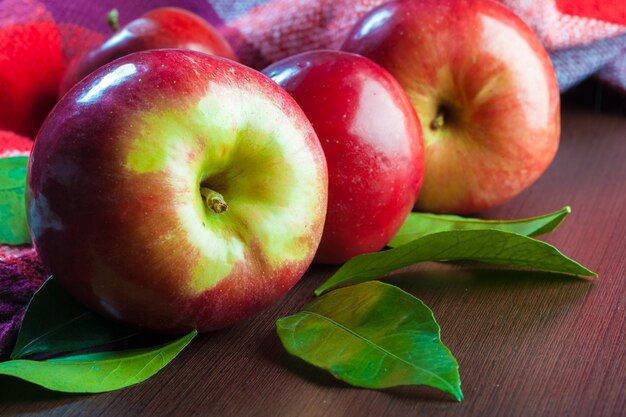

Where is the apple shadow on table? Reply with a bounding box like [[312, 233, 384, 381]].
[[0, 332, 181, 413], [260, 263, 594, 403], [387, 263, 594, 327], [388, 262, 594, 299], [0, 376, 86, 415]]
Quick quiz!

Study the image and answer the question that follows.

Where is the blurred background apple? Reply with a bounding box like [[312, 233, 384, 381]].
[[342, 0, 560, 214]]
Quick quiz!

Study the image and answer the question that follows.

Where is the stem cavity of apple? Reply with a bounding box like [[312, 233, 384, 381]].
[[200, 187, 228, 214], [430, 106, 447, 131], [430, 113, 444, 130], [107, 8, 120, 33]]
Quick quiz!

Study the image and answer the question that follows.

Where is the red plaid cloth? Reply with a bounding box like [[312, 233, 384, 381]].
[[1, 0, 625, 355]]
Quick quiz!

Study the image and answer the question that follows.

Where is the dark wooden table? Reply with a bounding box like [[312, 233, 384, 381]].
[[1, 85, 625, 417]]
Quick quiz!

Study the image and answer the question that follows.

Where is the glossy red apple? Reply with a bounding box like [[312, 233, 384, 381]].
[[28, 50, 328, 333], [60, 7, 237, 94], [263, 50, 424, 264], [342, 0, 560, 214]]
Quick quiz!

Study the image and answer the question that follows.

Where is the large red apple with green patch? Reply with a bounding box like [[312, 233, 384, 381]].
[[342, 0, 560, 214], [27, 49, 328, 333], [263, 50, 424, 264]]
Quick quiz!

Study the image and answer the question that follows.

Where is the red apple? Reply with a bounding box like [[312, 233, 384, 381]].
[[60, 7, 238, 94], [263, 51, 424, 264], [28, 50, 328, 333], [342, 0, 560, 214]]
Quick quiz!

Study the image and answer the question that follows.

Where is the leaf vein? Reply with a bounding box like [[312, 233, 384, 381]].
[[302, 310, 456, 393]]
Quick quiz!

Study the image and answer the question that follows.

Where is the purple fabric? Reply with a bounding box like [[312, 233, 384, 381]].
[[45, 0, 225, 33], [0, 250, 47, 359], [551, 32, 626, 90]]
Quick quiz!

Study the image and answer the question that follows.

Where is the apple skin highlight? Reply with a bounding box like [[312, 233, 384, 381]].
[[27, 50, 328, 333], [342, 0, 560, 214]]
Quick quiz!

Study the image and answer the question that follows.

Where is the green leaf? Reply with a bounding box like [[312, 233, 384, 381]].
[[315, 230, 596, 295], [0, 330, 196, 393], [11, 277, 139, 360], [389, 206, 571, 247], [277, 281, 462, 400], [0, 156, 30, 245]]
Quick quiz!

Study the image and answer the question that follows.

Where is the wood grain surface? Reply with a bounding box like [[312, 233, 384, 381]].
[[1, 90, 625, 417]]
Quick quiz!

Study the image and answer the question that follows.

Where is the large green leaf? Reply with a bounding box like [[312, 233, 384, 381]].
[[277, 281, 462, 400], [389, 206, 571, 247], [0, 330, 196, 393], [0, 156, 30, 245], [316, 230, 596, 295], [11, 277, 139, 360]]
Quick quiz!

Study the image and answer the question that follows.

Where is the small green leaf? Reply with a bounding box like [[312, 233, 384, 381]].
[[0, 156, 30, 245], [11, 277, 140, 359], [0, 330, 196, 393], [277, 281, 462, 400], [316, 230, 596, 295], [389, 206, 571, 247]]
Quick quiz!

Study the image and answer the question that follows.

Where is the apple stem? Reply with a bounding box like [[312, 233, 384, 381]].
[[107, 8, 120, 33], [200, 187, 228, 214], [430, 111, 445, 130]]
